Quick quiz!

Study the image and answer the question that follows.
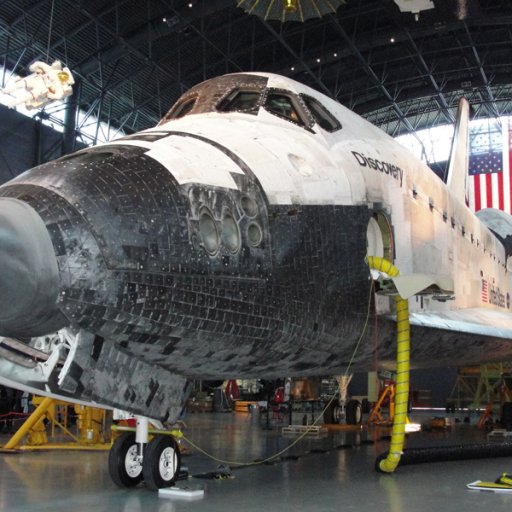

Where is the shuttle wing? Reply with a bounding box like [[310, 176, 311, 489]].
[[408, 308, 512, 339]]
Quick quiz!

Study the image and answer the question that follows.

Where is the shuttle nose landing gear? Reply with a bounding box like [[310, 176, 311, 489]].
[[108, 415, 181, 490], [336, 376, 363, 425], [328, 398, 362, 425], [108, 432, 144, 487]]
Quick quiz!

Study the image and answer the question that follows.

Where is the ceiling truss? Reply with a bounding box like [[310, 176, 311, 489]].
[[0, 0, 510, 145]]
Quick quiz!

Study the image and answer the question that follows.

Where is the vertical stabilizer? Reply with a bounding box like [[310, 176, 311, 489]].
[[446, 98, 470, 203]]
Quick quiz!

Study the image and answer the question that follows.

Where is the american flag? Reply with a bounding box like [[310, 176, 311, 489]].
[[481, 279, 488, 303], [468, 118, 512, 213]]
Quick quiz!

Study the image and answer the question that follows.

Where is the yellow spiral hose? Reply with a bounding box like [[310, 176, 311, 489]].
[[366, 256, 410, 473]]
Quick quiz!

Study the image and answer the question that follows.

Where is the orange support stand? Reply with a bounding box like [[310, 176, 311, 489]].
[[367, 382, 396, 426], [477, 374, 512, 429]]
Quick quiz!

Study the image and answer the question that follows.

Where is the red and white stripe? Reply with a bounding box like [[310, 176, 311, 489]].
[[481, 279, 488, 303], [468, 117, 512, 214]]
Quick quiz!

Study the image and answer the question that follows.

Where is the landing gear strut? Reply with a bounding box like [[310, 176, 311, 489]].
[[108, 416, 181, 490], [325, 375, 363, 425]]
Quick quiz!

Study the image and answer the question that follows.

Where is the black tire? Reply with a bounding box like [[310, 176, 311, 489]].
[[502, 402, 512, 431], [324, 400, 342, 424], [143, 435, 181, 490], [346, 399, 362, 425], [108, 432, 144, 488], [333, 404, 344, 424]]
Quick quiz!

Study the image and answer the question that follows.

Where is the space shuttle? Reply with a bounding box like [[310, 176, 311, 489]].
[[0, 72, 511, 486]]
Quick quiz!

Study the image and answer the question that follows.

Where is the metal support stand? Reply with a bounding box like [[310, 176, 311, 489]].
[[1, 396, 111, 452], [478, 373, 512, 429], [3, 397, 53, 451], [367, 382, 396, 426], [334, 374, 353, 423], [336, 375, 353, 404]]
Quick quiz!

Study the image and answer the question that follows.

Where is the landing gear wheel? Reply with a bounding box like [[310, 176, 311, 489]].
[[324, 400, 340, 424], [324, 400, 346, 424], [108, 432, 144, 487], [143, 434, 181, 490], [346, 399, 362, 425], [333, 404, 344, 424]]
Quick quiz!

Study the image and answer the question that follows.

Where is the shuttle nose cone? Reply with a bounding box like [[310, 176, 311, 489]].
[[0, 198, 61, 335]]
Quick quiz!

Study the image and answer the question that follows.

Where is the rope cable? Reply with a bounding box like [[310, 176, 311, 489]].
[[46, 0, 56, 63]]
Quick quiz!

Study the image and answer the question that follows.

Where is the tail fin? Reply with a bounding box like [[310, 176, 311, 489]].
[[446, 98, 470, 203]]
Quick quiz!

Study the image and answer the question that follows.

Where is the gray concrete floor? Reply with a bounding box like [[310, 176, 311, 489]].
[[1, 411, 512, 511]]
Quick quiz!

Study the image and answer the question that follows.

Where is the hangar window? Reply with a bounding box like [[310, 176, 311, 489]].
[[264, 92, 305, 126], [301, 95, 341, 132], [217, 90, 261, 114]]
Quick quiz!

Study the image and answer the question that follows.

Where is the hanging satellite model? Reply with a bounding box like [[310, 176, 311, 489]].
[[237, 0, 346, 23]]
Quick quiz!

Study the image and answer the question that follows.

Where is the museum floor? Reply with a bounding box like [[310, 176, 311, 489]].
[[1, 410, 512, 512]]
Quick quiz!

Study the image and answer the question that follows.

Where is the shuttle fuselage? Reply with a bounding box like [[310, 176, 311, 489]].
[[0, 72, 511, 420]]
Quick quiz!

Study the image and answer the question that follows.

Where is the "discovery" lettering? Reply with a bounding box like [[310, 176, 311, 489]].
[[352, 151, 404, 187]]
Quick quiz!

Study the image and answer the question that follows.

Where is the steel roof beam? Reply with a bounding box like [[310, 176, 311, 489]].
[[462, 21, 500, 119], [60, 0, 190, 104], [325, 14, 417, 137], [29, 0, 134, 64], [167, 4, 244, 73], [78, 0, 234, 76], [260, 20, 333, 98], [402, 29, 454, 124], [9, 0, 49, 29]]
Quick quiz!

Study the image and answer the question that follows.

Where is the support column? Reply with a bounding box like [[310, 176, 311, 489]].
[[62, 78, 80, 156]]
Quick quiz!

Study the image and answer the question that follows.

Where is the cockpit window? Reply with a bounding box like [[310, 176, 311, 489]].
[[171, 96, 196, 119], [301, 94, 341, 132], [217, 90, 261, 113], [159, 75, 268, 125], [264, 92, 305, 126], [163, 95, 197, 122]]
